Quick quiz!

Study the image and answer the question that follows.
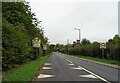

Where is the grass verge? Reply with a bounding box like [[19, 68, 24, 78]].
[[70, 55, 119, 65], [2, 53, 52, 82]]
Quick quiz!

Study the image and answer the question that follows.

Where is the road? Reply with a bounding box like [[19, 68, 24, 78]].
[[35, 52, 119, 82]]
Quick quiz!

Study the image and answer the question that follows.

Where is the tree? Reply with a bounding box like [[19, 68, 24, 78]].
[[49, 44, 55, 51], [81, 38, 91, 45], [2, 2, 49, 71], [59, 35, 119, 61]]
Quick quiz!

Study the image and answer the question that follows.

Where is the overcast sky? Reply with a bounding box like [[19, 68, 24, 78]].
[[26, 0, 119, 44]]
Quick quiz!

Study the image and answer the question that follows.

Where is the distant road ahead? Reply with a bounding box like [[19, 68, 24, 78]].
[[35, 52, 119, 82]]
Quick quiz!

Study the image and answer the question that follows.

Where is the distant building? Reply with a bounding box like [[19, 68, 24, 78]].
[[76, 40, 80, 44], [72, 40, 80, 46]]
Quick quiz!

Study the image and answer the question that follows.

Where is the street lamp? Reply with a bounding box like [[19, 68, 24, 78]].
[[74, 28, 81, 43], [74, 28, 81, 56], [66, 39, 69, 54]]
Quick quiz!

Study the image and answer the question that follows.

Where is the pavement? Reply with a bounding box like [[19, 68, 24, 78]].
[[35, 52, 119, 83]]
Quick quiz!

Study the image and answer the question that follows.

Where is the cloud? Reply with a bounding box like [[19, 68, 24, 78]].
[[26, 0, 118, 44]]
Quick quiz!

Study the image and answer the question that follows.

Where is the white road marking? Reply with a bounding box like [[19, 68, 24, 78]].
[[71, 67, 83, 70], [43, 67, 52, 70], [80, 74, 97, 79], [66, 59, 74, 65], [45, 63, 52, 66], [38, 74, 55, 79], [78, 66, 110, 83], [68, 63, 74, 65], [66, 59, 73, 64]]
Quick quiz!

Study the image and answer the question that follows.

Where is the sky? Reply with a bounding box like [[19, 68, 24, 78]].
[[26, 0, 119, 44]]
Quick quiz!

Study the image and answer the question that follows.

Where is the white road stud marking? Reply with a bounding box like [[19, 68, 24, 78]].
[[68, 63, 74, 65], [38, 74, 55, 79], [66, 59, 74, 65], [45, 63, 52, 66], [66, 59, 73, 64], [78, 66, 110, 83], [80, 74, 97, 79], [43, 67, 52, 70], [71, 67, 83, 70]]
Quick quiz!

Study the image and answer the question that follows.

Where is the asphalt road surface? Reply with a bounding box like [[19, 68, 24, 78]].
[[35, 52, 119, 83]]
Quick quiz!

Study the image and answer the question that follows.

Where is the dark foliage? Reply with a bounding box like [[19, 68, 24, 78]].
[[2, 2, 50, 71]]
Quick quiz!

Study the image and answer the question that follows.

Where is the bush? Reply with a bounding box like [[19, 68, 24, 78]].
[[65, 35, 120, 61], [2, 2, 50, 71]]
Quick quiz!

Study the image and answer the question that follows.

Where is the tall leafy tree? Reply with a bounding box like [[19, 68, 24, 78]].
[[81, 38, 91, 45], [2, 2, 49, 71]]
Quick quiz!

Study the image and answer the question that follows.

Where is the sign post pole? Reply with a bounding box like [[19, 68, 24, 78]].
[[35, 48, 37, 59], [100, 42, 106, 59], [32, 37, 41, 59], [43, 45, 47, 56], [102, 48, 104, 59]]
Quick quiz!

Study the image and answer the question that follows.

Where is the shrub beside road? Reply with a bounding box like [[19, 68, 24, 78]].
[[2, 53, 52, 82]]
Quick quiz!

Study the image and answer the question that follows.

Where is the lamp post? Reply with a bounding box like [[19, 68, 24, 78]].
[[67, 39, 69, 54], [74, 28, 81, 56], [74, 28, 81, 43]]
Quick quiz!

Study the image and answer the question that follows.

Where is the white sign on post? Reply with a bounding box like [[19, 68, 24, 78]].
[[43, 45, 47, 50], [100, 42, 106, 59], [100, 43, 106, 49]]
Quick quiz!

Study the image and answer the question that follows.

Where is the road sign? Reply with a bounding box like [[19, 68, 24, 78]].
[[100, 42, 106, 59], [100, 43, 106, 49], [43, 45, 47, 50], [32, 37, 41, 47]]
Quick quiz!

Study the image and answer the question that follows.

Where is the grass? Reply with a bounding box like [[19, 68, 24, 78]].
[[2, 53, 52, 82], [0, 75, 2, 83], [70, 55, 119, 65]]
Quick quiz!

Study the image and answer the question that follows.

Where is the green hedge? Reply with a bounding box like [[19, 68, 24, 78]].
[[2, 53, 51, 82], [60, 35, 120, 61], [2, 2, 49, 71]]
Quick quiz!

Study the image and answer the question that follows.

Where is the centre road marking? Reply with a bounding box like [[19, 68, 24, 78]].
[[65, 59, 110, 83], [78, 66, 110, 83], [66, 59, 73, 64], [66, 59, 75, 65]]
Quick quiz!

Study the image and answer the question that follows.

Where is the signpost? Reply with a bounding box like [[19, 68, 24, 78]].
[[43, 45, 47, 50], [32, 37, 41, 59], [100, 43, 106, 59], [43, 45, 47, 55], [32, 37, 41, 47]]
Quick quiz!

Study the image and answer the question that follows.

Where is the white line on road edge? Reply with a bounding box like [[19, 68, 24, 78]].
[[66, 59, 75, 65], [78, 66, 110, 83]]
